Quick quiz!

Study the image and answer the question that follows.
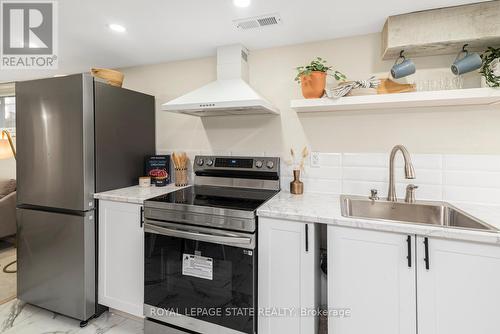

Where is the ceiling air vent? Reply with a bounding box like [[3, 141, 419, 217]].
[[234, 13, 282, 30], [258, 16, 278, 26]]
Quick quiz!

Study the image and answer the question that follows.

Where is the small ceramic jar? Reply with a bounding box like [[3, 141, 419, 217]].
[[139, 176, 151, 187]]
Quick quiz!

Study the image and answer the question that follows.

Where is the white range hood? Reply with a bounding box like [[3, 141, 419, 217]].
[[162, 45, 279, 116]]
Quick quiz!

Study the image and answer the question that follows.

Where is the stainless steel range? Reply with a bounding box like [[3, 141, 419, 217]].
[[143, 156, 280, 334]]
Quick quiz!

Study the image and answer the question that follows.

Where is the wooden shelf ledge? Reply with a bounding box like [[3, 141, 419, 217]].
[[291, 88, 500, 113]]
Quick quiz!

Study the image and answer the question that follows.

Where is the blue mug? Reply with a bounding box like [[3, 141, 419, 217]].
[[451, 50, 482, 75], [391, 56, 416, 79]]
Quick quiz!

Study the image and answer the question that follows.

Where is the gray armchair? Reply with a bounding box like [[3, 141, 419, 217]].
[[0, 179, 16, 239]]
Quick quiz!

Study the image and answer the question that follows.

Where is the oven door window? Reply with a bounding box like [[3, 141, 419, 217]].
[[145, 232, 255, 334]]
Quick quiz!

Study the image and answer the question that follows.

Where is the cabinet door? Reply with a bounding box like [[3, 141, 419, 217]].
[[328, 226, 416, 334], [417, 237, 500, 334], [258, 217, 318, 334], [98, 200, 144, 317]]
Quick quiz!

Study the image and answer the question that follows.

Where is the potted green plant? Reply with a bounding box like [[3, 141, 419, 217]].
[[295, 57, 346, 98], [480, 47, 500, 88]]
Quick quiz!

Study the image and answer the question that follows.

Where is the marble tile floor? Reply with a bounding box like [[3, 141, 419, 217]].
[[0, 246, 16, 304], [0, 299, 144, 334]]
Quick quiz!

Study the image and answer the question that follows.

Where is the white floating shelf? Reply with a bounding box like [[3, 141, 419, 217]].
[[291, 88, 500, 113]]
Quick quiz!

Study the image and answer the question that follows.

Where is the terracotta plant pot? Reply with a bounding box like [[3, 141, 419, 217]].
[[300, 71, 327, 99]]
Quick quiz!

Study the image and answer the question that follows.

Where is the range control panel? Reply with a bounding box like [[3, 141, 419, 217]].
[[193, 155, 280, 173], [215, 158, 254, 169]]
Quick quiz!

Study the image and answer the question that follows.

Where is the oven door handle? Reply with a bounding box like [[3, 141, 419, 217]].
[[144, 222, 254, 248]]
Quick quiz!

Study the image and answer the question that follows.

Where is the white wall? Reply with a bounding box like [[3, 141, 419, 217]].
[[120, 32, 499, 157]]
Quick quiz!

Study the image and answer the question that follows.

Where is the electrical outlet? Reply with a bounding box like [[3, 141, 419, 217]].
[[311, 152, 320, 168]]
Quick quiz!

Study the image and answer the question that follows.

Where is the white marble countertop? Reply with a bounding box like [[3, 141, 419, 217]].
[[258, 191, 500, 245], [94, 184, 189, 204]]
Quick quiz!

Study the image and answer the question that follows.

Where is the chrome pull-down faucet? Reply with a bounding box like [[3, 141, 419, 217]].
[[387, 145, 416, 202]]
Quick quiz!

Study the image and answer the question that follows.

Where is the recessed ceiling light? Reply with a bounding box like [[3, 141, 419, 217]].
[[108, 24, 126, 33], [53, 74, 67, 77], [233, 0, 251, 8]]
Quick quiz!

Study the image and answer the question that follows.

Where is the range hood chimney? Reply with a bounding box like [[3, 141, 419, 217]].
[[162, 45, 279, 116]]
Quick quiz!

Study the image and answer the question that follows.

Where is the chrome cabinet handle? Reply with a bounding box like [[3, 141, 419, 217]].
[[144, 222, 252, 246]]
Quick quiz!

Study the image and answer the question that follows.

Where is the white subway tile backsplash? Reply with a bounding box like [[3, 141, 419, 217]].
[[157, 150, 500, 207], [342, 181, 386, 197], [443, 186, 500, 206], [305, 178, 342, 194], [396, 183, 443, 201], [444, 170, 500, 189], [342, 181, 442, 201], [444, 155, 500, 172], [395, 154, 443, 170], [383, 152, 443, 169], [309, 152, 500, 206], [394, 168, 443, 185], [280, 178, 291, 191], [343, 153, 442, 169], [318, 153, 342, 167], [342, 167, 441, 186], [343, 167, 387, 182], [342, 153, 387, 167], [304, 166, 342, 180], [280, 165, 292, 177]]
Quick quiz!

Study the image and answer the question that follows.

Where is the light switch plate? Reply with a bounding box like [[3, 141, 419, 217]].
[[311, 152, 320, 168]]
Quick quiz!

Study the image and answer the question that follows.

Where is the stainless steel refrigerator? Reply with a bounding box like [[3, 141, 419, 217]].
[[15, 73, 155, 324]]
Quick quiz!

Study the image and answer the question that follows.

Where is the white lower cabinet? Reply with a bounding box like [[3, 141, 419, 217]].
[[328, 225, 500, 334], [98, 200, 144, 317], [328, 226, 417, 334], [258, 217, 319, 334], [416, 236, 500, 334]]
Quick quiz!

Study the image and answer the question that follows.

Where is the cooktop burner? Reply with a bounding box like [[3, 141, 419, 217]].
[[147, 185, 279, 212]]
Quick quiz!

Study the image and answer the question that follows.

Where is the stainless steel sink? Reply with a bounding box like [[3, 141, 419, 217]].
[[340, 195, 498, 232]]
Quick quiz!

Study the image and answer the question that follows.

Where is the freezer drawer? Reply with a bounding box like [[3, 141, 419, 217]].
[[17, 208, 96, 321], [16, 74, 95, 211]]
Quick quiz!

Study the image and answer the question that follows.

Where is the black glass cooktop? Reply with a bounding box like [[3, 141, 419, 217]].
[[148, 186, 279, 212]]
